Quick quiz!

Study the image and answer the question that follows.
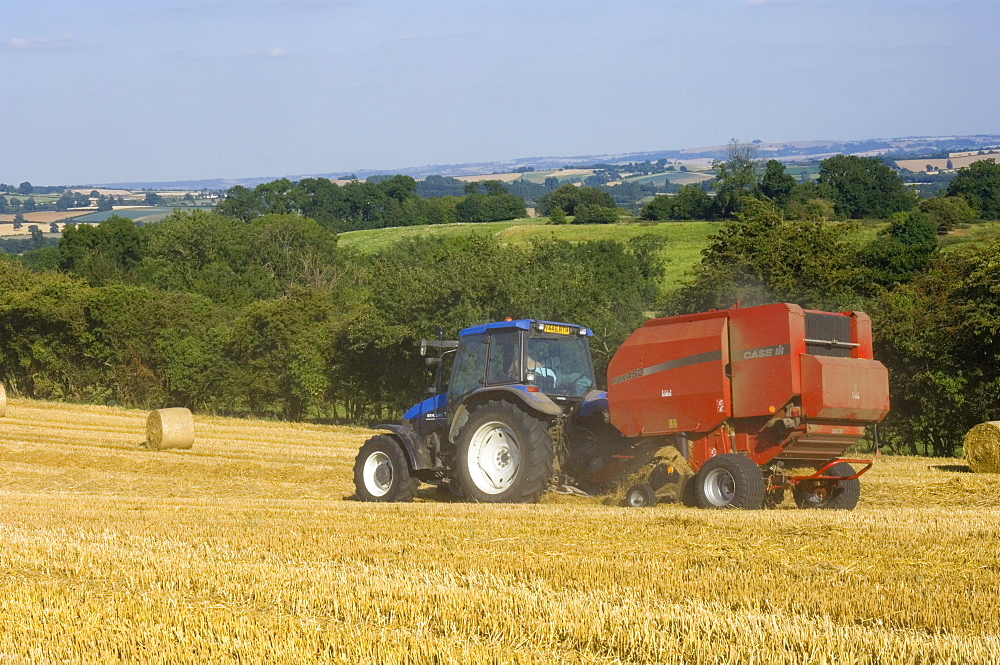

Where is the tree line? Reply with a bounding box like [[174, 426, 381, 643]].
[[0, 210, 663, 423], [639, 142, 995, 229], [4, 153, 1000, 456]]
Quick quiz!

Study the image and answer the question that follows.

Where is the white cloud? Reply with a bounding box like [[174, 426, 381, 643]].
[[4, 36, 74, 50], [267, 47, 288, 57]]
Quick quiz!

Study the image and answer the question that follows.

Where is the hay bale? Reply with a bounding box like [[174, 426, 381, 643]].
[[146, 407, 195, 450], [963, 421, 1000, 473], [0, 383, 6, 418]]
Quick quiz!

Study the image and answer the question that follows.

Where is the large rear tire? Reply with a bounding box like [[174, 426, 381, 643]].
[[353, 434, 418, 502], [792, 462, 860, 510], [695, 454, 765, 510], [454, 400, 554, 503]]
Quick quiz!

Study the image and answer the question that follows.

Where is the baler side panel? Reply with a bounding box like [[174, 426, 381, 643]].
[[607, 314, 731, 437], [800, 355, 890, 421], [729, 303, 804, 418]]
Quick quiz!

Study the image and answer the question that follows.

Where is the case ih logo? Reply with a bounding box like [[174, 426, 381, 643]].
[[741, 344, 789, 360]]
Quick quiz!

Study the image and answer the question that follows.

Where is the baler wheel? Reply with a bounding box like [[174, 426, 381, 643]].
[[353, 434, 418, 502], [792, 462, 861, 510], [623, 483, 657, 508], [454, 400, 554, 503], [695, 454, 766, 510]]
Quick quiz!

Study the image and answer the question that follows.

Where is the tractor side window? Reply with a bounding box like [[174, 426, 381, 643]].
[[449, 333, 489, 399], [487, 331, 521, 385]]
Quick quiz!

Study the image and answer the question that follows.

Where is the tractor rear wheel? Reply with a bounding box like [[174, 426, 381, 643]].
[[792, 462, 860, 510], [454, 400, 554, 503], [353, 434, 418, 502], [695, 454, 766, 509]]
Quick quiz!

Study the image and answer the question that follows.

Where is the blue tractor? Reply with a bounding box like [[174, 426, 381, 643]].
[[352, 319, 609, 503]]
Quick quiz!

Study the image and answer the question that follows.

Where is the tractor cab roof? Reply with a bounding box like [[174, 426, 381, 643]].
[[459, 319, 593, 338]]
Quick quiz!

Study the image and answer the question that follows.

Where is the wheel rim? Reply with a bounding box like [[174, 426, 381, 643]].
[[703, 467, 736, 506], [466, 421, 521, 494], [363, 451, 394, 497]]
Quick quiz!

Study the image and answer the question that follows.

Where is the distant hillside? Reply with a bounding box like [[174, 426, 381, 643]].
[[89, 134, 1000, 191]]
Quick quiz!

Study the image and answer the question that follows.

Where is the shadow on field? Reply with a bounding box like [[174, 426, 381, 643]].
[[341, 485, 468, 503], [930, 464, 973, 473]]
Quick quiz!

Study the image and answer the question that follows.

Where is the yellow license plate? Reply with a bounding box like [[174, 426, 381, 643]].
[[542, 324, 571, 335]]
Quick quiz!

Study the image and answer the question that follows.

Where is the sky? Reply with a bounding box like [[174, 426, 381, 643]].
[[1, 0, 997, 185]]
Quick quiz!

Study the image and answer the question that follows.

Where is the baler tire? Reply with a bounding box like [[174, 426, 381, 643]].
[[353, 434, 418, 502], [623, 483, 657, 508], [695, 454, 766, 510], [454, 400, 554, 504], [792, 462, 861, 510], [679, 475, 699, 507]]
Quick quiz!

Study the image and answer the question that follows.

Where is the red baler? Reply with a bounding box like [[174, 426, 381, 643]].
[[605, 303, 889, 508]]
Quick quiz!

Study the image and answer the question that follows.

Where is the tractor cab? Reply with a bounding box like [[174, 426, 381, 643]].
[[409, 319, 596, 425], [448, 319, 596, 402]]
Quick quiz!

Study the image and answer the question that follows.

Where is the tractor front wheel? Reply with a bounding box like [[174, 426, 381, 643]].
[[454, 400, 554, 503], [792, 462, 861, 510], [695, 454, 766, 509], [353, 434, 418, 502]]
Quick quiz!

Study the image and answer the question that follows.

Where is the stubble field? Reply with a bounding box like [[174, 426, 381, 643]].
[[0, 398, 998, 663]]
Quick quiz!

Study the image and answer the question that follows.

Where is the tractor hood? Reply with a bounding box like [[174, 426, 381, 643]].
[[403, 392, 447, 424]]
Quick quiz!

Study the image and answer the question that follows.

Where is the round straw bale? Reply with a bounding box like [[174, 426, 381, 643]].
[[146, 407, 195, 450], [0, 383, 6, 418], [963, 421, 1000, 473]]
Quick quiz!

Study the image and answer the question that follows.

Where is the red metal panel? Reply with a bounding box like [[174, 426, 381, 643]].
[[607, 312, 731, 437], [800, 355, 890, 421], [849, 311, 874, 359], [729, 303, 804, 418]]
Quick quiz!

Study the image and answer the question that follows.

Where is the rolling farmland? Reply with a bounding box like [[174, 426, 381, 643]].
[[0, 398, 997, 663]]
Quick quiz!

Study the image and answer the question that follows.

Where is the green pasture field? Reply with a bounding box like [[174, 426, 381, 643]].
[[939, 221, 1000, 251], [70, 207, 184, 225], [784, 165, 821, 181], [340, 219, 717, 291], [624, 172, 715, 186], [3, 192, 61, 204], [339, 217, 888, 293], [518, 169, 594, 185]]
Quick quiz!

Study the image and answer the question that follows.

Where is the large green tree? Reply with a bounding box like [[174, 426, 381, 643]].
[[536, 184, 615, 216], [818, 155, 916, 218], [710, 139, 762, 218], [757, 160, 796, 204], [669, 198, 857, 313], [640, 185, 712, 221], [872, 236, 1000, 456], [945, 158, 1000, 219]]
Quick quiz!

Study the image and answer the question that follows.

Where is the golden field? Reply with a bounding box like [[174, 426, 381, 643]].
[[0, 398, 999, 663]]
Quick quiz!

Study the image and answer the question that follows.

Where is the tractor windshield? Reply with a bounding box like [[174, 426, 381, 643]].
[[525, 331, 595, 398]]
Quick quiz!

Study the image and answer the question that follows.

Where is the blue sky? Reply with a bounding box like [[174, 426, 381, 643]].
[[1, 0, 997, 185]]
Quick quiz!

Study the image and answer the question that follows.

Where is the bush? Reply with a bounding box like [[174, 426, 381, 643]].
[[919, 196, 977, 233], [572, 204, 620, 224]]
